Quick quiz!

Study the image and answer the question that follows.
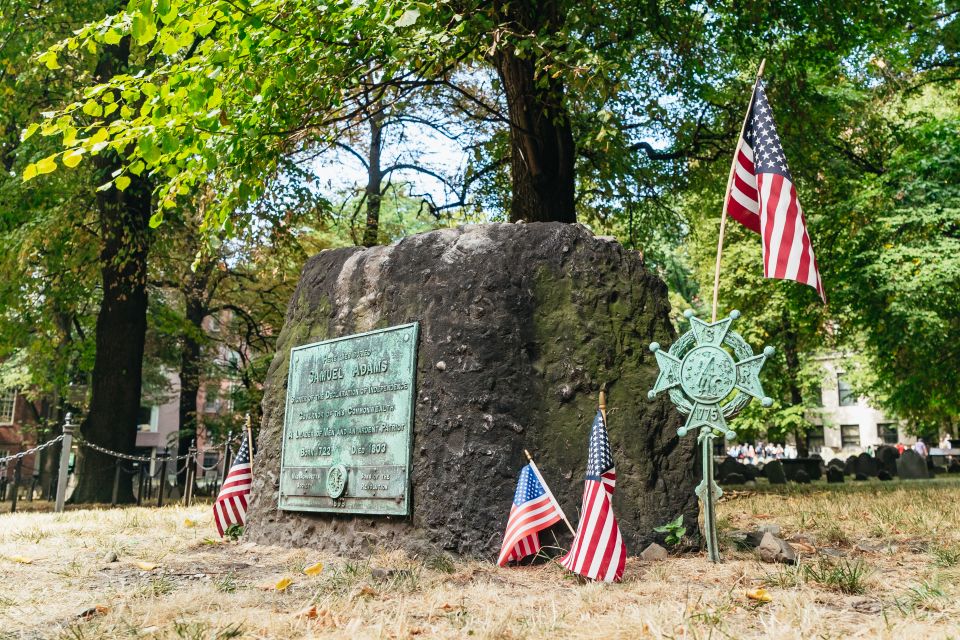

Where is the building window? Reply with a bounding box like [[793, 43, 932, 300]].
[[0, 388, 16, 424], [137, 406, 157, 433], [837, 374, 856, 407], [841, 424, 860, 448], [204, 385, 220, 413], [806, 427, 825, 453], [879, 423, 898, 445]]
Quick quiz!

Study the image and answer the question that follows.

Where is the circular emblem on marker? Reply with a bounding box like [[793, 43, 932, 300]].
[[679, 345, 736, 403], [326, 464, 348, 499]]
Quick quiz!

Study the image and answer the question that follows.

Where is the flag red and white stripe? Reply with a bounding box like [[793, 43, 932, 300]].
[[559, 410, 626, 582], [726, 79, 826, 302], [213, 433, 253, 537], [497, 462, 565, 566]]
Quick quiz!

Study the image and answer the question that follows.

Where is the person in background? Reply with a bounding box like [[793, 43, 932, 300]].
[[896, 442, 906, 455], [913, 439, 928, 458]]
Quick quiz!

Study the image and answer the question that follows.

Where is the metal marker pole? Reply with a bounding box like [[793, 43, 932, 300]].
[[54, 415, 75, 513], [185, 441, 197, 507]]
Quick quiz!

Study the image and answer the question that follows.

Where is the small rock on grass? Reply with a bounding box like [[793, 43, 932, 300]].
[[757, 532, 797, 565], [640, 543, 668, 561], [103, 551, 118, 563]]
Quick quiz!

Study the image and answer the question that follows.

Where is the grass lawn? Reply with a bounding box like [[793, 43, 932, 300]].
[[1, 478, 958, 639]]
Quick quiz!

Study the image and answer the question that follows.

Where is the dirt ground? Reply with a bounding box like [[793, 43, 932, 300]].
[[1, 478, 958, 639]]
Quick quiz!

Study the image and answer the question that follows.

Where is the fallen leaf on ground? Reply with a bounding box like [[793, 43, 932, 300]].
[[9, 555, 33, 564], [275, 577, 293, 591], [351, 584, 377, 599], [183, 518, 196, 527], [303, 561, 323, 576], [134, 561, 158, 571], [77, 605, 109, 620], [746, 588, 772, 603], [793, 542, 816, 554], [295, 605, 318, 618]]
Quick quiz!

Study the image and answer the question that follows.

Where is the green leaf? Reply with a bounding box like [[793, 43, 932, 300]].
[[149, 211, 164, 227], [36, 155, 58, 174], [22, 163, 38, 182], [396, 8, 420, 27], [115, 175, 132, 191], [82, 100, 103, 117], [38, 51, 60, 70], [104, 29, 123, 45], [21, 123, 39, 142], [62, 149, 84, 168]]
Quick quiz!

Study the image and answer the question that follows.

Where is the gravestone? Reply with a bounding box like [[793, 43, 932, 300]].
[[826, 467, 844, 483], [877, 470, 893, 481], [843, 455, 857, 476], [853, 453, 879, 478], [827, 458, 845, 473], [876, 445, 899, 476], [717, 457, 742, 484], [723, 472, 746, 485], [897, 449, 929, 479], [244, 223, 698, 556], [765, 460, 787, 484], [948, 459, 960, 474], [782, 458, 822, 481], [794, 469, 811, 484]]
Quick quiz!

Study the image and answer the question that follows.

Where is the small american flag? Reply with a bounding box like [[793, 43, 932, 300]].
[[560, 409, 626, 582], [497, 462, 565, 566], [726, 79, 826, 302], [213, 433, 253, 537]]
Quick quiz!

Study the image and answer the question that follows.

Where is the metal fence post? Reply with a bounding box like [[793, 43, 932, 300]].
[[111, 462, 121, 507], [11, 456, 23, 512], [54, 414, 75, 513], [184, 441, 197, 507], [156, 449, 168, 508], [136, 463, 144, 506]]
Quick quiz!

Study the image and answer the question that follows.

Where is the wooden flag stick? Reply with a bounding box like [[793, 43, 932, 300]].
[[524, 449, 576, 536], [710, 58, 766, 322], [599, 388, 607, 424], [245, 413, 254, 473]]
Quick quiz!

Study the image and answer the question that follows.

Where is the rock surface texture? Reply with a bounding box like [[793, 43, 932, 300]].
[[245, 223, 697, 558]]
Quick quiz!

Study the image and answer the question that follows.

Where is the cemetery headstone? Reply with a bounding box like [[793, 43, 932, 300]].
[[853, 452, 879, 478], [794, 469, 810, 484], [877, 470, 893, 481], [765, 460, 787, 484], [897, 449, 929, 480], [723, 472, 745, 485], [716, 457, 742, 484], [875, 445, 899, 476], [855, 472, 868, 481], [843, 456, 857, 476], [826, 467, 844, 483], [244, 223, 698, 556], [827, 458, 845, 473], [948, 459, 960, 474]]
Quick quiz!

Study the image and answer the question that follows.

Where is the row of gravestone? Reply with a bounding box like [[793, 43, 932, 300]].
[[718, 445, 960, 485], [716, 457, 822, 485]]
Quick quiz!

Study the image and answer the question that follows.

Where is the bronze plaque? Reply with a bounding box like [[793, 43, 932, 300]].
[[278, 323, 418, 515]]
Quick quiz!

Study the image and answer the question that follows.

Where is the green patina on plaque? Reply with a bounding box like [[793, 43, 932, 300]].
[[278, 323, 419, 516]]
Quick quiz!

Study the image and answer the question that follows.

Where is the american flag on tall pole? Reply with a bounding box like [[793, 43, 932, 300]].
[[559, 407, 626, 582], [213, 431, 253, 537], [497, 457, 570, 566], [724, 75, 826, 302]]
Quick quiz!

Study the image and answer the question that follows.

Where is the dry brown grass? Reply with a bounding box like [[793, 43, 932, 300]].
[[1, 478, 959, 639]]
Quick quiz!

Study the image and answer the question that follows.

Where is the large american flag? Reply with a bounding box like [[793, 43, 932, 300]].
[[560, 409, 626, 582], [213, 433, 253, 537], [497, 462, 565, 566], [726, 80, 826, 302]]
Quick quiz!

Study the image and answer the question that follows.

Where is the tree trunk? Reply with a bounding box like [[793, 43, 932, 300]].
[[361, 112, 384, 247], [783, 324, 808, 457], [176, 285, 206, 489], [71, 38, 152, 504], [491, 1, 576, 223]]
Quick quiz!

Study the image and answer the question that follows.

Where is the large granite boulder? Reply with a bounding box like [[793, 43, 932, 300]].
[[244, 223, 698, 557]]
